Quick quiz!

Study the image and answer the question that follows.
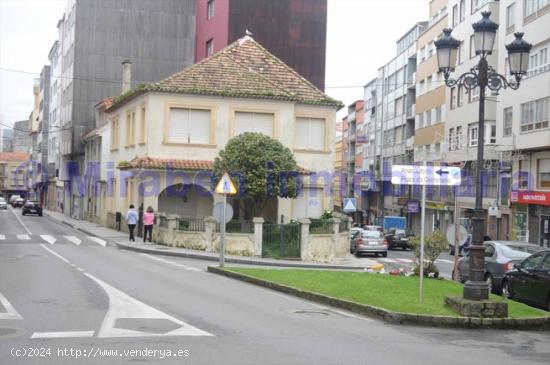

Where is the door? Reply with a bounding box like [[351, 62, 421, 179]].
[[540, 216, 550, 248], [514, 252, 546, 303]]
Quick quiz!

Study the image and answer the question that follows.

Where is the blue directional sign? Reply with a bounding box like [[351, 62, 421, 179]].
[[343, 198, 357, 213]]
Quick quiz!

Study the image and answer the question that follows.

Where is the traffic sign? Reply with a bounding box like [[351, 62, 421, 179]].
[[215, 173, 237, 195], [391, 165, 461, 186], [343, 198, 357, 213], [213, 202, 233, 224]]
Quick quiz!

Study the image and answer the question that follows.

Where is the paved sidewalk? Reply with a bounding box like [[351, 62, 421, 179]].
[[44, 209, 379, 270]]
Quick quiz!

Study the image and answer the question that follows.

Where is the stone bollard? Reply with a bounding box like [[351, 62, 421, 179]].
[[204, 216, 217, 252], [252, 217, 264, 257], [167, 214, 179, 230], [299, 218, 311, 261]]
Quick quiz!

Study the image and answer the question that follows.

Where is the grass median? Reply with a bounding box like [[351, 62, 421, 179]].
[[227, 268, 549, 318]]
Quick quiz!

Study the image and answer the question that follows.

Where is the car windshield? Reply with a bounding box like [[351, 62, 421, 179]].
[[395, 229, 406, 235], [500, 244, 541, 258], [363, 231, 382, 238]]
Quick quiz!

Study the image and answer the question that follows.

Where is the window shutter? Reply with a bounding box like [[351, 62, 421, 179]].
[[235, 112, 253, 136], [253, 112, 273, 137], [295, 118, 309, 149], [169, 109, 190, 142], [188, 109, 210, 143], [309, 119, 325, 150]]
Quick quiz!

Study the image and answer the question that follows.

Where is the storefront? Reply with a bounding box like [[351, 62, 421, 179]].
[[510, 191, 550, 247]]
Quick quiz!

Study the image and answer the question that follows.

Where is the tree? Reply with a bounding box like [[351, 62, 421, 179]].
[[213, 132, 300, 217], [410, 230, 449, 278]]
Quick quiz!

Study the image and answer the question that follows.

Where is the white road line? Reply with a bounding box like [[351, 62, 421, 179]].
[[88, 236, 107, 247], [10, 206, 32, 234], [31, 331, 94, 339], [17, 234, 30, 240], [139, 253, 202, 272], [395, 258, 413, 263], [437, 259, 454, 264], [40, 235, 56, 245], [64, 236, 81, 245], [0, 291, 23, 320], [0, 234, 4, 240], [378, 258, 396, 263], [40, 244, 70, 264]]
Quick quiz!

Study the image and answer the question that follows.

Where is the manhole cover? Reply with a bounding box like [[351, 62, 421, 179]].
[[292, 309, 331, 317]]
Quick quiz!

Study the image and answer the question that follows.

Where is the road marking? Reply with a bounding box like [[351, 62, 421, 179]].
[[40, 244, 70, 264], [0, 291, 23, 320], [85, 272, 213, 338], [395, 258, 413, 263], [64, 236, 81, 245], [40, 235, 56, 245], [10, 206, 32, 234], [139, 253, 202, 272], [378, 258, 396, 263], [0, 234, 4, 240], [437, 259, 454, 264], [31, 331, 94, 339], [17, 234, 30, 240], [39, 245, 212, 338], [88, 236, 107, 247]]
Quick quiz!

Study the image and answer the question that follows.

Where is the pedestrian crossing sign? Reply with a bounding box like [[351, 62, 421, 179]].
[[215, 173, 237, 195], [343, 198, 356, 213]]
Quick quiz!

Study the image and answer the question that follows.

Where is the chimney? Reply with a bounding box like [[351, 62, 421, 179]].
[[122, 60, 132, 93]]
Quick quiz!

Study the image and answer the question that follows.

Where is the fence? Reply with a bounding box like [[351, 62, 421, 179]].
[[216, 220, 254, 233], [262, 222, 301, 259], [177, 217, 205, 231], [309, 219, 332, 234], [158, 215, 168, 228]]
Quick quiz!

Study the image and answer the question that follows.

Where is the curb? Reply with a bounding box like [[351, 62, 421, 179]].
[[115, 242, 372, 270], [207, 266, 550, 330]]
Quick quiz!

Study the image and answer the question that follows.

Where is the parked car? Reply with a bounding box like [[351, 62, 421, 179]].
[[349, 227, 363, 254], [22, 201, 42, 216], [457, 241, 542, 294], [385, 228, 415, 250], [13, 198, 25, 208], [363, 225, 383, 232], [449, 234, 472, 256], [502, 249, 550, 311], [354, 229, 388, 257], [9, 195, 21, 206], [0, 197, 7, 210]]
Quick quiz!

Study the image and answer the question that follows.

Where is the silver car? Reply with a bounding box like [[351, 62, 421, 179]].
[[457, 241, 542, 293], [0, 198, 6, 210], [354, 230, 388, 257]]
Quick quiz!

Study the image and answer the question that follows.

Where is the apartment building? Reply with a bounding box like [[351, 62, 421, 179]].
[[12, 121, 30, 153], [0, 152, 29, 200], [497, 0, 550, 245], [47, 41, 62, 211], [195, 0, 327, 90]]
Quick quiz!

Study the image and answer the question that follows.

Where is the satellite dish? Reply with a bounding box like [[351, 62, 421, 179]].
[[446, 224, 468, 245]]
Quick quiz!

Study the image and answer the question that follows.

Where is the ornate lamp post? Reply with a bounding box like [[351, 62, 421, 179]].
[[435, 12, 531, 301]]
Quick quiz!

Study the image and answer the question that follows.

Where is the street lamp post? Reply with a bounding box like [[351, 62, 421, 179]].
[[435, 12, 531, 301]]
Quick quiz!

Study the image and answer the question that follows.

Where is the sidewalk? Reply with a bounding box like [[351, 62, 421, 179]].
[[44, 209, 379, 270]]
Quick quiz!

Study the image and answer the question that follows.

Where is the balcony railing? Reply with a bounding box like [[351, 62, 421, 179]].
[[406, 105, 415, 119], [407, 72, 416, 88]]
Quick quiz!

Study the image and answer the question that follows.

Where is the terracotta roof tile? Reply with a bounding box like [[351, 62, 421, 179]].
[[0, 152, 29, 161], [119, 157, 213, 171], [109, 37, 343, 110]]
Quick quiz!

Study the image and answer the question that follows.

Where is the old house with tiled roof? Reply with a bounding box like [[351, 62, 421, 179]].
[[87, 36, 342, 235]]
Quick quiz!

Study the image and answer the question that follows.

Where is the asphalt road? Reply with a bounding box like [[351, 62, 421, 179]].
[[1, 206, 549, 365]]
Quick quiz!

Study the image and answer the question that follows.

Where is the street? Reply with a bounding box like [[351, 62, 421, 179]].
[[0, 206, 548, 365]]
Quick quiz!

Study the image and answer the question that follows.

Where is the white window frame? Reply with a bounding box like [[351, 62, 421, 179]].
[[503, 107, 513, 137], [294, 117, 326, 151], [167, 107, 213, 145], [520, 97, 549, 132]]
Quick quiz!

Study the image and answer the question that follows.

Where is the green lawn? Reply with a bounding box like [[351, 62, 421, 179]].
[[227, 268, 549, 318]]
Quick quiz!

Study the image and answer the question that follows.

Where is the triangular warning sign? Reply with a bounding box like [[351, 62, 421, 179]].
[[215, 173, 237, 195], [343, 199, 356, 212]]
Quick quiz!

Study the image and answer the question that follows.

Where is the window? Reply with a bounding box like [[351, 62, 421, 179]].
[[436, 106, 442, 122], [419, 46, 425, 62], [168, 108, 211, 144], [522, 252, 545, 270], [460, 0, 466, 21], [452, 4, 458, 26], [538, 159, 550, 189], [469, 34, 476, 58], [456, 126, 462, 149], [450, 87, 457, 109], [206, 38, 214, 57], [139, 106, 146, 143], [125, 111, 135, 146], [469, 86, 480, 103], [418, 113, 424, 128], [525, 0, 550, 19], [425, 110, 431, 125], [295, 117, 325, 151], [488, 124, 496, 144], [234, 111, 274, 137], [528, 44, 549, 76], [518, 159, 530, 190], [506, 3, 515, 29], [207, 0, 215, 19], [520, 97, 549, 132], [503, 107, 513, 136], [449, 128, 455, 151], [469, 124, 478, 147], [427, 41, 434, 58], [457, 85, 464, 107], [458, 41, 465, 64], [110, 117, 119, 150], [471, 0, 490, 13]]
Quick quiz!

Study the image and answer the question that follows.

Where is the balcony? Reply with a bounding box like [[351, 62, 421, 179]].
[[406, 105, 415, 120], [405, 137, 414, 150], [407, 72, 416, 89]]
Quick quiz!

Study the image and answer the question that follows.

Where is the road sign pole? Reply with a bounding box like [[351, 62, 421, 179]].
[[220, 193, 226, 267], [419, 161, 426, 304]]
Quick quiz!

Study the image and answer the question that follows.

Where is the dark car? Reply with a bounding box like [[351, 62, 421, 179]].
[[22, 201, 42, 216], [502, 249, 550, 311], [457, 241, 542, 294], [386, 228, 414, 250], [13, 198, 25, 208]]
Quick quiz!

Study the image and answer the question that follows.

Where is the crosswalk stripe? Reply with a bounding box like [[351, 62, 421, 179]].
[[396, 258, 413, 263], [16, 234, 30, 240], [0, 234, 5, 240], [88, 236, 107, 247], [437, 259, 454, 264], [64, 236, 81, 245], [40, 235, 56, 245]]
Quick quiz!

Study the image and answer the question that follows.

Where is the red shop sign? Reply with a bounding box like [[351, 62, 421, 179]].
[[510, 191, 550, 206]]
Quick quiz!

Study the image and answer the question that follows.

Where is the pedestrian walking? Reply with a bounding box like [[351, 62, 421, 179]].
[[143, 206, 155, 243], [126, 204, 138, 243]]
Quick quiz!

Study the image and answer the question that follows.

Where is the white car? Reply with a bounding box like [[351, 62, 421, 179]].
[[0, 198, 7, 210]]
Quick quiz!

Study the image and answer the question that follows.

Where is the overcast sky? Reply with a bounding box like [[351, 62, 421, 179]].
[[0, 0, 427, 126]]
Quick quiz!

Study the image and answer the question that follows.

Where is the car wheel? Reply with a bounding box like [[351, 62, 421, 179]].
[[355, 251, 361, 258], [382, 252, 387, 257], [485, 274, 494, 294], [22, 212, 25, 216], [501, 280, 514, 300]]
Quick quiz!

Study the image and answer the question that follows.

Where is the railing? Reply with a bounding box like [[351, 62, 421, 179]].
[[217, 220, 254, 234], [309, 219, 332, 234], [177, 217, 205, 231], [158, 215, 168, 228], [406, 105, 415, 119]]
